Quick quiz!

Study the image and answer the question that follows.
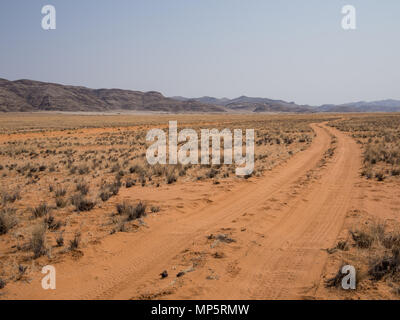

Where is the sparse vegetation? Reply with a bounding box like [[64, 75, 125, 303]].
[[166, 170, 177, 184], [30, 224, 47, 259], [56, 232, 64, 247], [327, 221, 400, 296], [0, 113, 338, 296], [331, 115, 400, 181], [116, 201, 147, 221], [76, 181, 89, 195], [32, 202, 51, 218], [325, 264, 348, 288], [69, 232, 81, 250], [55, 196, 67, 208], [70, 194, 95, 212], [0, 278, 6, 289], [55, 186, 67, 197], [1, 190, 21, 205], [44, 214, 62, 231], [0, 207, 17, 235]]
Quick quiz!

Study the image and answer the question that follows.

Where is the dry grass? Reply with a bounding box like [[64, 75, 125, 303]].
[[326, 220, 400, 295], [330, 114, 400, 181], [0, 113, 336, 289], [0, 207, 17, 235], [30, 224, 47, 259]]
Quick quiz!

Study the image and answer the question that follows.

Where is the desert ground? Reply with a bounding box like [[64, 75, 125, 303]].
[[0, 112, 400, 300]]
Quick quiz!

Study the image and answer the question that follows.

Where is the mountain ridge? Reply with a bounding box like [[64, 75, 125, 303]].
[[0, 78, 226, 113], [177, 95, 400, 113], [1, 78, 400, 113]]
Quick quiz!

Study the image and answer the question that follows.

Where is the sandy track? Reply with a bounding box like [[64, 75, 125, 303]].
[[2, 122, 360, 300]]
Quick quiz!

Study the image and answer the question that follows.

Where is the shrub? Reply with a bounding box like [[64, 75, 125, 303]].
[[109, 179, 121, 195], [375, 171, 385, 181], [76, 182, 89, 195], [69, 232, 81, 250], [0, 278, 5, 289], [369, 250, 400, 280], [30, 224, 47, 259], [112, 219, 127, 233], [166, 171, 177, 184], [125, 178, 135, 188], [152, 164, 164, 176], [1, 190, 21, 205], [350, 230, 374, 249], [99, 191, 111, 202], [361, 167, 373, 179], [56, 232, 64, 247], [206, 168, 218, 179], [44, 214, 62, 231], [55, 196, 67, 208], [325, 264, 348, 288], [0, 208, 18, 235], [116, 201, 147, 221], [17, 264, 27, 280], [70, 194, 95, 212], [129, 164, 145, 175], [69, 166, 77, 175], [336, 240, 349, 251], [99, 180, 121, 202], [55, 186, 66, 197], [391, 168, 400, 176], [32, 202, 51, 218], [382, 234, 400, 249], [78, 165, 90, 175]]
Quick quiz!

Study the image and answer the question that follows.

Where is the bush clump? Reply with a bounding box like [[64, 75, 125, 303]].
[[0, 208, 18, 235], [32, 203, 51, 218], [116, 201, 147, 221], [30, 224, 47, 259], [70, 194, 95, 212]]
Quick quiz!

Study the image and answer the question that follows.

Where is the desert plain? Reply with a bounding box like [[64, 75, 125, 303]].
[[0, 112, 400, 299]]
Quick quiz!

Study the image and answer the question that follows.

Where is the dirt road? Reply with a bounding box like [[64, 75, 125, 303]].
[[2, 122, 361, 299]]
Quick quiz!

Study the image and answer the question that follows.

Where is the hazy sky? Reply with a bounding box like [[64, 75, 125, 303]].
[[0, 0, 399, 105]]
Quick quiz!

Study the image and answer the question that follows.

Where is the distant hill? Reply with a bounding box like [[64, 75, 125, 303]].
[[172, 96, 230, 106], [0, 79, 226, 113], [1, 78, 399, 113], [174, 95, 400, 113], [174, 95, 312, 113], [316, 100, 400, 113]]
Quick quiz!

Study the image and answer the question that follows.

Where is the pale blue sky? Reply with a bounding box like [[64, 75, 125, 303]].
[[0, 0, 399, 105]]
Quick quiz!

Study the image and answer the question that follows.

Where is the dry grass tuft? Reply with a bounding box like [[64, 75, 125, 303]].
[[30, 224, 47, 259]]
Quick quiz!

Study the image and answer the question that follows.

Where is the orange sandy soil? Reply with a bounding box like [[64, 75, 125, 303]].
[[0, 113, 399, 300]]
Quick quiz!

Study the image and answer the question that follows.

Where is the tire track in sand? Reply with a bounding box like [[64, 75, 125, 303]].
[[165, 123, 360, 300]]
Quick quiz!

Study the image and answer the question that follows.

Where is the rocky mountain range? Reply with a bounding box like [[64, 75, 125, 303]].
[[1, 78, 399, 113], [317, 100, 400, 113], [173, 95, 312, 113], [0, 78, 225, 113]]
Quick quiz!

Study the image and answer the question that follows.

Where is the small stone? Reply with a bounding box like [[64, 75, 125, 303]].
[[160, 270, 168, 279], [176, 271, 185, 278]]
